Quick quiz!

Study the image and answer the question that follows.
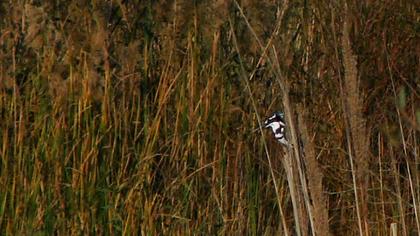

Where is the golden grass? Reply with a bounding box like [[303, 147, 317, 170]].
[[342, 4, 370, 234], [0, 1, 418, 235]]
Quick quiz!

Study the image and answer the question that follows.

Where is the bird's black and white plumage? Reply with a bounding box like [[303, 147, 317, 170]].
[[264, 112, 290, 146]]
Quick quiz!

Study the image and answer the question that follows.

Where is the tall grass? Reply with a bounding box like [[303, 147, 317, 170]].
[[0, 0, 418, 235]]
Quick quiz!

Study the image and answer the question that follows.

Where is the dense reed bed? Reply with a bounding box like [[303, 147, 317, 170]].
[[0, 1, 418, 235]]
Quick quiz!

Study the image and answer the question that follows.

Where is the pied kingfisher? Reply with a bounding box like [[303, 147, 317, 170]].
[[264, 112, 290, 146]]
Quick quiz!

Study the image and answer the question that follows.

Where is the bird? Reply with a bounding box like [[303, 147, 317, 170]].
[[263, 111, 290, 147]]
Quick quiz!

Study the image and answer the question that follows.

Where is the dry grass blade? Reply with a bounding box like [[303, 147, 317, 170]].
[[341, 4, 369, 235], [298, 107, 330, 236]]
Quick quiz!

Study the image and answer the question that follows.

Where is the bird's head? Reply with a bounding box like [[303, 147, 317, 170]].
[[264, 112, 285, 129]]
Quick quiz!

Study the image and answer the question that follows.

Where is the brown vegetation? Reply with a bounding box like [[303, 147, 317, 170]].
[[0, 0, 418, 235]]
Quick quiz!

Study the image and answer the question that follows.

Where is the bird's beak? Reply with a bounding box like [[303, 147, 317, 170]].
[[253, 120, 269, 133], [263, 121, 269, 128]]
